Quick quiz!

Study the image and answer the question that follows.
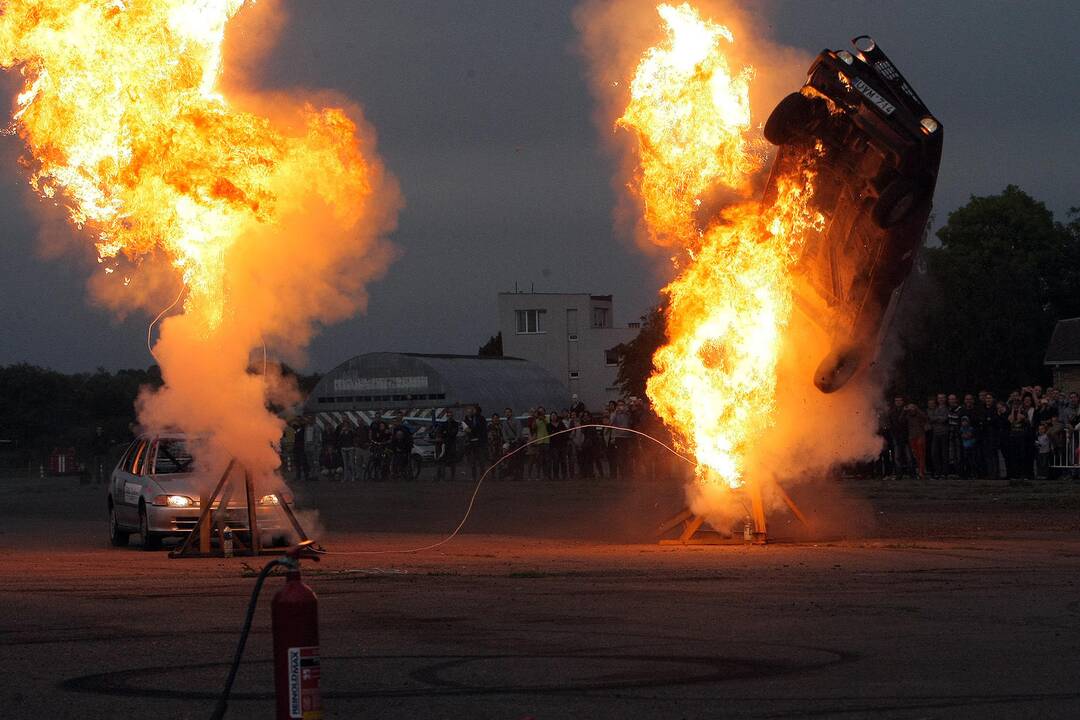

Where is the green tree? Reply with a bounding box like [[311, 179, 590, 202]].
[[614, 303, 667, 399], [894, 186, 1080, 398], [478, 331, 503, 357]]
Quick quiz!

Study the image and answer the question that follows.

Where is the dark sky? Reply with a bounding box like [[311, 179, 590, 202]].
[[1, 0, 1077, 374]]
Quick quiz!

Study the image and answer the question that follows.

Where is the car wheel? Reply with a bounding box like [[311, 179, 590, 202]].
[[872, 177, 922, 229], [814, 345, 863, 394], [139, 504, 161, 550], [763, 92, 819, 146], [108, 503, 130, 547]]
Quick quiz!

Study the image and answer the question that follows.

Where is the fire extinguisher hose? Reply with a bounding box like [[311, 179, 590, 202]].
[[211, 556, 292, 720]]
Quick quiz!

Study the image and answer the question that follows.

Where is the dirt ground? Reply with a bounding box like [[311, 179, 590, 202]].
[[1, 470, 1079, 719]]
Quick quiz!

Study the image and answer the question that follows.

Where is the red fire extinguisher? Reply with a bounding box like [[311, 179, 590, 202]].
[[273, 546, 323, 719]]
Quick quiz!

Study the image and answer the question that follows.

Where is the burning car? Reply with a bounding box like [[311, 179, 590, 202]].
[[762, 36, 942, 392], [107, 433, 293, 549]]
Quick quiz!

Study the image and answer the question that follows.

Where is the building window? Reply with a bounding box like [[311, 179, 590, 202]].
[[568, 333, 578, 341], [605, 348, 621, 366], [569, 372, 580, 379], [516, 309, 546, 334], [592, 307, 610, 328]]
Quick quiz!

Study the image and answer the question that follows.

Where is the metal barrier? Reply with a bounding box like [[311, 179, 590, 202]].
[[1051, 429, 1080, 469]]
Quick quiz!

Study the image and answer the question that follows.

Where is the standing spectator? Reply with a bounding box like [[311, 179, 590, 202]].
[[581, 416, 603, 479], [1020, 393, 1036, 424], [433, 410, 459, 482], [603, 401, 618, 478], [1005, 404, 1032, 479], [1020, 394, 1037, 474], [549, 412, 569, 479], [487, 413, 504, 476], [905, 402, 928, 480], [500, 408, 522, 480], [338, 421, 358, 482], [463, 405, 487, 482], [389, 424, 414, 480], [978, 394, 1001, 479], [521, 410, 538, 479], [321, 423, 342, 479], [945, 394, 962, 475], [90, 426, 110, 485], [611, 400, 633, 480], [888, 397, 911, 478], [1059, 392, 1079, 425], [959, 417, 978, 478], [353, 420, 370, 483], [367, 419, 392, 481], [1048, 416, 1067, 476], [530, 407, 551, 479], [568, 410, 586, 479], [1035, 397, 1057, 427], [928, 397, 949, 477], [1035, 422, 1052, 479], [992, 400, 1011, 478]]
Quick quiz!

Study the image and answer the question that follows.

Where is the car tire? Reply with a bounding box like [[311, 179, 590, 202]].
[[139, 504, 161, 550], [108, 503, 130, 547], [764, 92, 818, 146], [872, 177, 922, 229], [814, 344, 863, 394]]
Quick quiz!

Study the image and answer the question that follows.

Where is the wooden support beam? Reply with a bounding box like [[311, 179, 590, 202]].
[[748, 479, 768, 545], [170, 459, 235, 558], [244, 467, 262, 556]]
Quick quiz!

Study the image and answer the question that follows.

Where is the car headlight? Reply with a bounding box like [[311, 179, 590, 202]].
[[837, 50, 854, 65], [258, 493, 280, 505], [920, 116, 939, 134], [152, 494, 195, 508]]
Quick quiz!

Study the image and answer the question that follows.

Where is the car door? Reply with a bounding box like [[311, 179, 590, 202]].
[[116, 438, 149, 526], [111, 440, 137, 526]]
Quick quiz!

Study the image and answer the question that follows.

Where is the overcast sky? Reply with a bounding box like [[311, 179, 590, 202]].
[[1, 0, 1077, 374]]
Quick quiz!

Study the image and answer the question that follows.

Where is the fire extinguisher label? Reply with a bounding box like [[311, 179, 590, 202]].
[[287, 646, 322, 719]]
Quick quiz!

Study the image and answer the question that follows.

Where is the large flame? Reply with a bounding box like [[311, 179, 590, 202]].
[[617, 3, 821, 488], [1, 0, 373, 330], [2, 1, 398, 480]]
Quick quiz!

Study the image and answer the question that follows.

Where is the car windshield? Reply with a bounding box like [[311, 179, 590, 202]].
[[154, 439, 194, 475]]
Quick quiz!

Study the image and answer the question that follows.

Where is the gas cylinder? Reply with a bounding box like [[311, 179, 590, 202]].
[[272, 565, 322, 719]]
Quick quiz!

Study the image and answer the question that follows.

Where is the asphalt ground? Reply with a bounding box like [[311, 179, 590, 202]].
[[2, 468, 1079, 719]]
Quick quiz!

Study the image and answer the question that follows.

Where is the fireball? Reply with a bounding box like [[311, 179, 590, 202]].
[[1, 0, 374, 329], [618, 3, 822, 488]]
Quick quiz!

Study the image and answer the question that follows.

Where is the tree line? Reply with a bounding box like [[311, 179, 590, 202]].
[[0, 363, 321, 466]]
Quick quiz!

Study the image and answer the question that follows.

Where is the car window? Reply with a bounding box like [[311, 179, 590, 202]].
[[117, 441, 137, 474], [153, 439, 193, 475], [128, 440, 149, 476]]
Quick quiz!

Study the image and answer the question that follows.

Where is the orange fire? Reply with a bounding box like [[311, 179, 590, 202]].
[[1, 0, 374, 329], [618, 3, 822, 488]]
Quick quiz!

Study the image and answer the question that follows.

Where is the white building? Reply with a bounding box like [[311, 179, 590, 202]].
[[498, 292, 639, 411]]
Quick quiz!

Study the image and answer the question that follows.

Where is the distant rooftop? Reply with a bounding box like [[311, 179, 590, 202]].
[[1045, 318, 1080, 365], [498, 291, 614, 302]]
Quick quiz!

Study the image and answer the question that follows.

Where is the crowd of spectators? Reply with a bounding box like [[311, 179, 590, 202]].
[[883, 385, 1080, 481], [283, 384, 1080, 486], [283, 395, 675, 484]]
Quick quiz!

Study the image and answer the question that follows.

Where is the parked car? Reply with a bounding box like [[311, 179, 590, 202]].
[[107, 433, 293, 548], [762, 35, 942, 392]]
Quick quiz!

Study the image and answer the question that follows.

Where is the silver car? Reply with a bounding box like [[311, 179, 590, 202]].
[[107, 433, 294, 549]]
